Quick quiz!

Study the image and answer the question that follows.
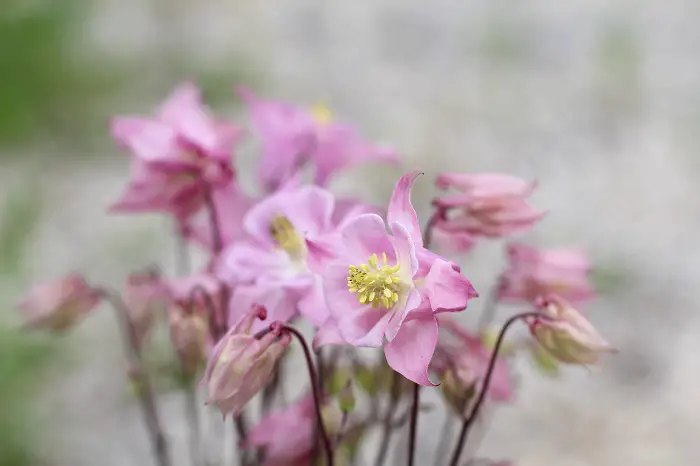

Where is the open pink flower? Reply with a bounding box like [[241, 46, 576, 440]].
[[18, 274, 102, 332], [433, 173, 545, 239], [528, 295, 616, 365], [434, 317, 514, 413], [110, 82, 241, 219], [203, 306, 290, 418], [319, 172, 478, 385], [500, 242, 594, 304]]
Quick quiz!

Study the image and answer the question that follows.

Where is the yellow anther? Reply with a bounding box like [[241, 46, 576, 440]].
[[347, 253, 402, 309], [269, 214, 306, 261], [311, 103, 333, 125]]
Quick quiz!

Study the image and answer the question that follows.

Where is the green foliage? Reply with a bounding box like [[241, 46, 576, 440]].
[[0, 179, 43, 278]]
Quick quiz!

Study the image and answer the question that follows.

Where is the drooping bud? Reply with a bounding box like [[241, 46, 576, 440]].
[[337, 380, 356, 414], [441, 366, 478, 415], [169, 307, 209, 377], [529, 295, 616, 365], [123, 270, 166, 349], [203, 306, 290, 418], [18, 273, 102, 333]]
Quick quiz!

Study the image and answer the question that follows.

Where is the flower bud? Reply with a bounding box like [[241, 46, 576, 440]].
[[529, 295, 616, 365], [337, 380, 356, 414], [123, 271, 166, 349], [169, 308, 209, 377], [18, 273, 101, 333], [203, 307, 290, 418], [441, 367, 477, 415]]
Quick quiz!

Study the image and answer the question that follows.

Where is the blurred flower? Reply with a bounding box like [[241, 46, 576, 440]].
[[320, 172, 477, 385], [500, 242, 594, 304], [203, 305, 290, 418], [169, 306, 209, 377], [434, 317, 514, 414], [122, 270, 167, 349], [433, 173, 545, 239], [238, 88, 398, 191], [244, 392, 343, 466], [18, 273, 101, 332], [528, 295, 616, 365], [110, 82, 241, 221]]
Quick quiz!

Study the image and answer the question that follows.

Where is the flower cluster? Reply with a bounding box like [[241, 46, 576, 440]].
[[17, 83, 615, 466]]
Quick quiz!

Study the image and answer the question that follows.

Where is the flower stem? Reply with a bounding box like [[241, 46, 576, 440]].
[[422, 213, 439, 250], [407, 383, 421, 466], [447, 312, 541, 466], [373, 371, 402, 466], [203, 182, 224, 255], [278, 324, 334, 466], [101, 290, 171, 466]]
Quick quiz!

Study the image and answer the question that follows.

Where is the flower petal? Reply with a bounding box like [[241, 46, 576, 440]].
[[387, 171, 423, 246], [384, 315, 439, 386], [340, 214, 394, 263], [423, 258, 478, 313]]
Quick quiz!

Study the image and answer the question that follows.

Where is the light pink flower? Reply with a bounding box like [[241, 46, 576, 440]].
[[244, 393, 342, 466], [319, 172, 477, 385], [528, 295, 616, 365], [433, 173, 545, 238], [203, 306, 290, 418], [110, 82, 241, 218], [500, 242, 594, 304], [18, 274, 101, 332], [169, 306, 210, 376], [434, 317, 514, 413], [122, 270, 167, 348]]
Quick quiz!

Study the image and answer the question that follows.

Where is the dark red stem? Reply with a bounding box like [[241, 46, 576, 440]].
[[447, 312, 542, 466], [407, 383, 421, 466]]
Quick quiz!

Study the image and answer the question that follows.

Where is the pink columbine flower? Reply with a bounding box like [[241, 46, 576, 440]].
[[319, 172, 478, 386], [434, 317, 514, 414], [238, 87, 398, 190], [244, 392, 343, 466], [18, 274, 102, 332], [433, 173, 545, 239], [122, 270, 167, 349], [110, 82, 241, 219], [202, 306, 290, 418], [500, 242, 594, 304], [528, 295, 616, 365]]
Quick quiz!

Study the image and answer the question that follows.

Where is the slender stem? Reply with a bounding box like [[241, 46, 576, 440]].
[[203, 183, 224, 255], [233, 414, 249, 466], [373, 371, 402, 466], [184, 384, 201, 466], [447, 312, 541, 466], [101, 290, 171, 466], [422, 212, 439, 250], [407, 383, 420, 466], [279, 324, 334, 466]]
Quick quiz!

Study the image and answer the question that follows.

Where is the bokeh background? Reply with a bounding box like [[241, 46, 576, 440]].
[[2, 0, 699, 465]]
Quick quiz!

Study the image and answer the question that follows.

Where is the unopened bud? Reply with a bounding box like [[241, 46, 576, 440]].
[[338, 380, 356, 414], [169, 309, 209, 377], [441, 367, 477, 415]]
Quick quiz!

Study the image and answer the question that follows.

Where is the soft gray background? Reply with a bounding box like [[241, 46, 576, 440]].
[[4, 0, 700, 465]]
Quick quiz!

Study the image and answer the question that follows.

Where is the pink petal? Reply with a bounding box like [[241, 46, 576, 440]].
[[228, 284, 292, 334], [110, 117, 179, 162], [384, 315, 439, 386], [389, 221, 419, 281], [297, 278, 331, 327], [387, 170, 424, 246], [423, 258, 478, 313], [217, 242, 287, 284], [312, 317, 346, 348], [340, 214, 394, 263], [384, 288, 423, 342], [338, 307, 394, 347]]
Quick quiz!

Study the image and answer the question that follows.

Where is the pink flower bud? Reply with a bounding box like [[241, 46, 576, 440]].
[[529, 295, 616, 365], [433, 173, 545, 239], [123, 271, 167, 349], [18, 273, 101, 332], [500, 242, 594, 304], [169, 307, 209, 377], [202, 307, 290, 418]]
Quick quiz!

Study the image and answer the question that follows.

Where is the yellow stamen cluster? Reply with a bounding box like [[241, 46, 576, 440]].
[[347, 253, 402, 309], [311, 103, 333, 125], [269, 214, 306, 261]]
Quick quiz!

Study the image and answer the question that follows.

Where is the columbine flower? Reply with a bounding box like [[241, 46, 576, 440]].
[[203, 306, 290, 418], [433, 173, 545, 239], [320, 172, 477, 385], [528, 295, 616, 365], [434, 317, 514, 415], [122, 270, 167, 349], [238, 87, 398, 191], [244, 392, 343, 466], [18, 274, 101, 332], [110, 82, 241, 220], [500, 242, 594, 304]]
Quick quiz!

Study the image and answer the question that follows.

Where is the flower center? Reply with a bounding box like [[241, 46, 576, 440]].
[[347, 253, 402, 309], [269, 214, 306, 262], [311, 103, 333, 125]]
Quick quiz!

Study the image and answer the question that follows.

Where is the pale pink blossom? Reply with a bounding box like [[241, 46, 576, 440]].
[[319, 172, 477, 385], [433, 173, 545, 238], [528, 295, 616, 365], [122, 270, 167, 348], [500, 242, 594, 304], [203, 306, 290, 418], [18, 274, 101, 332]]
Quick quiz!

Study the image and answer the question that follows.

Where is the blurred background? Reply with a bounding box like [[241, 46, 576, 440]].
[[1, 0, 699, 465]]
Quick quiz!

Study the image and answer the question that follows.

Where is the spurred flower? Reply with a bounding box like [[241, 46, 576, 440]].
[[110, 82, 241, 220], [319, 172, 478, 385], [244, 392, 343, 466], [203, 306, 290, 418], [18, 274, 101, 332], [528, 295, 616, 365], [433, 173, 545, 239], [122, 270, 167, 349], [434, 317, 514, 414], [500, 242, 594, 304]]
